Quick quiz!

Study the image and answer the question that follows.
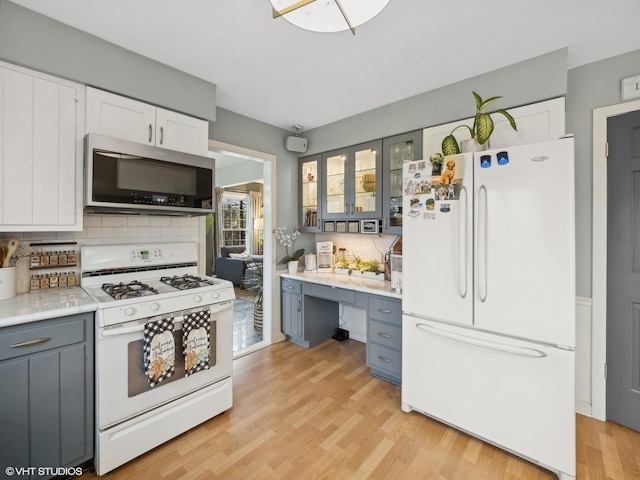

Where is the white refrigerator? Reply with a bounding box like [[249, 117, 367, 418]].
[[401, 138, 576, 480]]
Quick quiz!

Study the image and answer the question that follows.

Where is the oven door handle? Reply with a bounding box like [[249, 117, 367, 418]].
[[102, 323, 145, 337]]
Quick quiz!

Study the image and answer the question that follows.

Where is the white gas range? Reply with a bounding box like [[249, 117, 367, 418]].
[[80, 242, 235, 475]]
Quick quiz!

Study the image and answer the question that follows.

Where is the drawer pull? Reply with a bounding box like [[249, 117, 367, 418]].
[[11, 337, 51, 348], [377, 332, 392, 339], [286, 285, 296, 290], [377, 308, 392, 314], [378, 356, 392, 363]]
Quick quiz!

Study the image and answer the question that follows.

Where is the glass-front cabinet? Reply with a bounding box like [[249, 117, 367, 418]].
[[382, 130, 423, 233], [322, 140, 382, 221], [299, 154, 321, 232]]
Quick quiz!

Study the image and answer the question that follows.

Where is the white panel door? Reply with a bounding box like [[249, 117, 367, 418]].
[[402, 316, 576, 479], [0, 61, 83, 231], [156, 108, 208, 156], [86, 87, 156, 145], [402, 154, 473, 326], [3, 68, 34, 225], [473, 138, 575, 347]]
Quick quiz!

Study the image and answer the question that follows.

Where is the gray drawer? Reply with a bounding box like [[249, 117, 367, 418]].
[[367, 319, 402, 350], [0, 314, 88, 361], [304, 283, 355, 304], [367, 343, 402, 377], [281, 279, 302, 294], [368, 297, 402, 325]]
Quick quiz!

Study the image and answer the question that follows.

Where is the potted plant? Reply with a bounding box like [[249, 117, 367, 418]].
[[441, 92, 517, 156], [273, 226, 305, 273], [243, 260, 264, 329]]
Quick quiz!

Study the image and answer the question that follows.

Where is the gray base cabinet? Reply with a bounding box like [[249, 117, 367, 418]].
[[366, 297, 402, 385], [0, 313, 94, 480]]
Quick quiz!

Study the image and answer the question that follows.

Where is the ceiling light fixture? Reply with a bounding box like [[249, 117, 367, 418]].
[[270, 0, 391, 35]]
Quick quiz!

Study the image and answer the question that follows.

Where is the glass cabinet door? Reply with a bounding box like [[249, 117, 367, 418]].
[[323, 148, 348, 218], [351, 140, 382, 219], [299, 155, 321, 232], [382, 130, 423, 233]]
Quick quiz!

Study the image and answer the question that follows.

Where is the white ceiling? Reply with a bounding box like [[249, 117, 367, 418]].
[[10, 0, 640, 131]]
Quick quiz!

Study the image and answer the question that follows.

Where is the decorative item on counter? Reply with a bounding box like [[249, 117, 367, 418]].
[[273, 226, 305, 273], [0, 237, 19, 300], [441, 92, 517, 156], [334, 253, 385, 281]]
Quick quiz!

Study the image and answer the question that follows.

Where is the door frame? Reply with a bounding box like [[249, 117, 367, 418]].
[[592, 99, 640, 420], [208, 139, 284, 355]]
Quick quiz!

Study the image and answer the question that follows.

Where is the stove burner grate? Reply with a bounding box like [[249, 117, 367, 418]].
[[101, 281, 159, 299], [160, 274, 215, 290]]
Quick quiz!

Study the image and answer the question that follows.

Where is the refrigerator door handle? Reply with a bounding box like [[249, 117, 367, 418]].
[[458, 185, 468, 298], [477, 184, 488, 302], [415, 323, 548, 358]]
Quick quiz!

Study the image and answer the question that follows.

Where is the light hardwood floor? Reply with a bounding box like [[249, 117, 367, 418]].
[[81, 339, 640, 479]]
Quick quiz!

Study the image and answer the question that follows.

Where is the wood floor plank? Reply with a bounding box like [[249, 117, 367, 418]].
[[81, 339, 640, 479]]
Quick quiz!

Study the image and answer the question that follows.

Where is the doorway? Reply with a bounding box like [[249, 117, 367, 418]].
[[208, 140, 277, 358], [592, 99, 640, 422]]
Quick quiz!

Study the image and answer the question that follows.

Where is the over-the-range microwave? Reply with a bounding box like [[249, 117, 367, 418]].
[[85, 134, 214, 216]]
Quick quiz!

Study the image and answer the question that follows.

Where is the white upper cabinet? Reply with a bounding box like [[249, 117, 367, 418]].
[[422, 97, 566, 158], [0, 62, 85, 231], [86, 87, 209, 156]]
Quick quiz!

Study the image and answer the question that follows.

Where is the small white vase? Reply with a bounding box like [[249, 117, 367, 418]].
[[287, 260, 299, 274], [460, 138, 487, 153]]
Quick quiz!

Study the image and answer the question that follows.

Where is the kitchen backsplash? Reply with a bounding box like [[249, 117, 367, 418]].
[[4, 214, 205, 294], [315, 233, 399, 262]]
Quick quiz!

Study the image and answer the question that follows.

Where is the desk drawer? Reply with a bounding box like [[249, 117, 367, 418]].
[[304, 283, 355, 304], [368, 319, 402, 350], [0, 315, 88, 361], [367, 343, 402, 377], [368, 297, 401, 325], [281, 279, 302, 294]]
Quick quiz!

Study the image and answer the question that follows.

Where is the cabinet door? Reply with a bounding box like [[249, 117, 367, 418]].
[[322, 148, 349, 220], [0, 64, 83, 231], [350, 140, 382, 219], [382, 131, 422, 233], [299, 155, 321, 232], [86, 86, 156, 145], [282, 291, 303, 338], [156, 108, 209, 156]]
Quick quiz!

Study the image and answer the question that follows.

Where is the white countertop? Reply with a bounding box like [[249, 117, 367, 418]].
[[280, 271, 402, 300], [0, 288, 98, 329]]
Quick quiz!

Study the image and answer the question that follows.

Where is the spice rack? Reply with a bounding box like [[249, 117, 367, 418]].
[[28, 242, 79, 293]]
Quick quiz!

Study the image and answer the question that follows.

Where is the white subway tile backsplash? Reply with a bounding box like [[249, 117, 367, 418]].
[[180, 227, 199, 237], [83, 215, 102, 227], [139, 227, 162, 237], [170, 217, 191, 227], [150, 217, 172, 227], [87, 227, 115, 238], [114, 227, 140, 238], [160, 227, 182, 237], [101, 216, 128, 227], [127, 216, 151, 227]]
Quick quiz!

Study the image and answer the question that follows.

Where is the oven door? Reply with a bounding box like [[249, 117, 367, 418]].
[[96, 301, 233, 430]]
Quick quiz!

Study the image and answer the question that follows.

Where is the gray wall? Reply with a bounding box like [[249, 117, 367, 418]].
[[304, 49, 568, 154], [566, 49, 640, 296]]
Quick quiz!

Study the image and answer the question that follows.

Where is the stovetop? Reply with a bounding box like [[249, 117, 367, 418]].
[[80, 243, 235, 326]]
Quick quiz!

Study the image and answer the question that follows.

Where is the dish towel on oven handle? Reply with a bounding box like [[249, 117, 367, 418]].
[[183, 309, 211, 377], [143, 316, 176, 387]]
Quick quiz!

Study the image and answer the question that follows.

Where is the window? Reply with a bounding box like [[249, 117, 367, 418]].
[[221, 193, 248, 247]]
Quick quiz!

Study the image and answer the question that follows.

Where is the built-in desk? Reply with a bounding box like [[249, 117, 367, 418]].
[[280, 272, 402, 385]]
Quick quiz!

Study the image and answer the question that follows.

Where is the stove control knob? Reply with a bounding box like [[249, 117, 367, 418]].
[[211, 291, 221, 300], [193, 294, 203, 303], [150, 302, 160, 312], [125, 307, 137, 316]]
